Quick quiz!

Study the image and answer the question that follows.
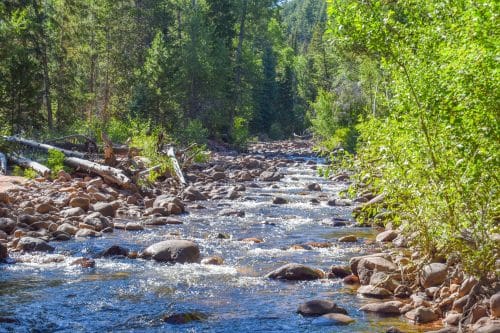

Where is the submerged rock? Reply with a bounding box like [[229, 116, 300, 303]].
[[266, 263, 325, 281], [162, 311, 208, 324], [100, 245, 129, 257], [141, 240, 200, 263]]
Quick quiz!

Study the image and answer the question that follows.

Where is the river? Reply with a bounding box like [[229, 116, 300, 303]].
[[0, 141, 433, 332]]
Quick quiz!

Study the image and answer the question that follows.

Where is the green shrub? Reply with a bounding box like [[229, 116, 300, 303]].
[[179, 119, 209, 145], [231, 117, 249, 149], [46, 149, 67, 174], [269, 122, 284, 140]]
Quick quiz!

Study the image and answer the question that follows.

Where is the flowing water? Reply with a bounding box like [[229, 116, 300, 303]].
[[0, 145, 437, 332]]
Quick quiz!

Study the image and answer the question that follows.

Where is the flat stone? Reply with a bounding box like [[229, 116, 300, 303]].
[[266, 263, 324, 281], [360, 301, 403, 315], [376, 230, 398, 243], [60, 207, 85, 218], [339, 235, 357, 242], [312, 313, 354, 326], [69, 197, 90, 210], [75, 229, 101, 238], [357, 285, 392, 299], [125, 222, 143, 231], [297, 300, 348, 316]]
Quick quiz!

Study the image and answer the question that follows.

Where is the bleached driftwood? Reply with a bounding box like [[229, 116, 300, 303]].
[[8, 155, 51, 177], [64, 156, 132, 188], [0, 153, 6, 175], [167, 147, 186, 186], [4, 136, 86, 158]]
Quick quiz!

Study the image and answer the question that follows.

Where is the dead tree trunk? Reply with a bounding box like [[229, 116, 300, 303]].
[[3, 136, 86, 158], [0, 153, 7, 175], [64, 157, 132, 188], [8, 155, 51, 177], [167, 147, 186, 187]]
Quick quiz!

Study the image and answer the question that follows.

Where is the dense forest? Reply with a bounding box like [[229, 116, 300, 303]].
[[1, 0, 498, 277], [0, 0, 328, 145]]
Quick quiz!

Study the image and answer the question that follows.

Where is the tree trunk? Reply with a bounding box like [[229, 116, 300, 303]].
[[64, 157, 132, 188], [0, 153, 7, 175], [233, 0, 248, 119], [33, 1, 53, 130], [167, 147, 186, 187], [8, 155, 51, 177], [3, 136, 86, 158]]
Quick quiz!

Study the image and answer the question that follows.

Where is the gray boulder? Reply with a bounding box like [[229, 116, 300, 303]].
[[142, 240, 200, 263]]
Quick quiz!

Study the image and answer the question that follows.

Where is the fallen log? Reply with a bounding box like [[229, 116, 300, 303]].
[[4, 136, 86, 158], [0, 153, 6, 175], [64, 157, 132, 188], [167, 147, 186, 186], [8, 155, 51, 177]]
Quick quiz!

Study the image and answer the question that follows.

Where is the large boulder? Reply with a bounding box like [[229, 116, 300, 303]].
[[297, 300, 348, 316], [16, 237, 54, 252], [420, 263, 448, 288], [142, 240, 200, 263], [265, 263, 325, 281], [92, 202, 116, 217]]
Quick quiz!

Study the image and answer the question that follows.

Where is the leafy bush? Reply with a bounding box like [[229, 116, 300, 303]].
[[231, 117, 250, 149], [129, 125, 173, 183], [46, 149, 67, 174], [12, 165, 36, 178], [179, 119, 209, 145], [269, 122, 284, 140], [328, 0, 499, 277]]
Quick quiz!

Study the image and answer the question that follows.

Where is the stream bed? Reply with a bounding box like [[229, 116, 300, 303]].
[[0, 144, 436, 332]]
